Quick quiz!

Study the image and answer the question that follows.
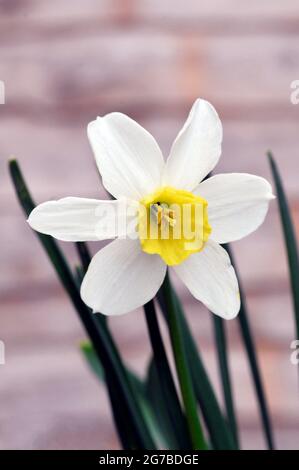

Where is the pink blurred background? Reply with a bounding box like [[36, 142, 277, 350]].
[[1, 0, 299, 449]]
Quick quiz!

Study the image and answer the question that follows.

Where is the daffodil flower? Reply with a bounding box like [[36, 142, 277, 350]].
[[28, 99, 274, 318]]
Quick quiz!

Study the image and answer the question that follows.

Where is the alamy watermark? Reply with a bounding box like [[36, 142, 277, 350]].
[[0, 340, 5, 365], [91, 199, 206, 250], [0, 80, 5, 104], [290, 339, 299, 365], [290, 80, 299, 104]]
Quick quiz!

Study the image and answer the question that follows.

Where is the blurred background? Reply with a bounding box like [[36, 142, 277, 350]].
[[1, 0, 299, 450]]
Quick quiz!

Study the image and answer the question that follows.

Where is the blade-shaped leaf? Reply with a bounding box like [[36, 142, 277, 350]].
[[145, 359, 181, 449], [268, 152, 299, 344], [9, 159, 155, 450], [144, 300, 191, 449], [81, 340, 105, 380], [76, 241, 93, 273], [225, 244, 274, 450], [81, 340, 143, 448], [81, 342, 165, 448], [212, 316, 239, 447]]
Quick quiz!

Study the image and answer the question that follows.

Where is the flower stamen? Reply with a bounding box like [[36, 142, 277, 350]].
[[150, 202, 176, 227]]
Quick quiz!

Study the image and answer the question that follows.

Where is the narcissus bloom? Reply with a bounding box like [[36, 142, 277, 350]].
[[28, 99, 274, 318]]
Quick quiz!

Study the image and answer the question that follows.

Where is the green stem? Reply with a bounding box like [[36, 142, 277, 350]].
[[162, 272, 207, 450], [157, 288, 236, 449], [213, 316, 239, 447]]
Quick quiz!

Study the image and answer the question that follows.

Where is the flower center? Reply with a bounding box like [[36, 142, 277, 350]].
[[138, 186, 211, 266]]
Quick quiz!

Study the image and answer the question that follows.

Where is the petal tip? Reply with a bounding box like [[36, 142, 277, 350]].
[[218, 292, 240, 321], [27, 209, 37, 229], [227, 299, 241, 320]]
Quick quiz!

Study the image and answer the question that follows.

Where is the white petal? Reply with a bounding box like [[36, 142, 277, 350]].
[[27, 197, 138, 241], [81, 239, 166, 315], [195, 173, 275, 244], [173, 240, 240, 319], [88, 113, 165, 200], [164, 99, 222, 190]]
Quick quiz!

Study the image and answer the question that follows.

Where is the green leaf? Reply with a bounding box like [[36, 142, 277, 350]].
[[81, 340, 105, 380], [161, 273, 208, 450], [144, 300, 191, 449], [76, 241, 93, 272], [225, 244, 274, 450], [212, 316, 239, 447], [157, 287, 236, 450], [9, 159, 155, 450], [268, 152, 299, 345], [81, 340, 144, 393], [81, 342, 164, 448], [145, 359, 181, 449], [81, 341, 139, 448]]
